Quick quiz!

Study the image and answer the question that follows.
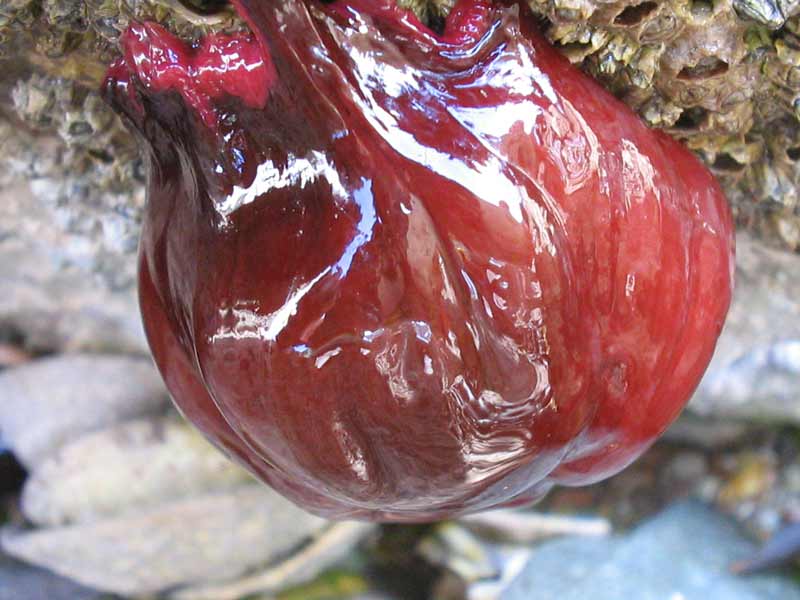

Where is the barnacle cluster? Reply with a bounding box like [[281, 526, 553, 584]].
[[0, 0, 242, 148], [0, 0, 243, 275], [398, 0, 456, 30], [525, 0, 800, 249], [1, 0, 800, 250]]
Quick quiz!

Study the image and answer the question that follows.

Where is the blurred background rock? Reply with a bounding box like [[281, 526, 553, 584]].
[[1, 0, 800, 598]]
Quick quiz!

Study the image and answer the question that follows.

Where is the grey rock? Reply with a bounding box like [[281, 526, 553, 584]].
[[0, 354, 167, 468], [691, 233, 800, 425], [0, 554, 105, 600], [173, 521, 376, 600], [664, 414, 753, 448], [503, 501, 800, 600], [2, 486, 328, 596], [734, 523, 800, 574], [696, 341, 800, 424], [459, 509, 611, 544], [0, 180, 146, 355], [21, 417, 250, 527]]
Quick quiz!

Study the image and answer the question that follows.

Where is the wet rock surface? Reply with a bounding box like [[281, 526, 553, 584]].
[[504, 501, 800, 600], [0, 554, 108, 600]]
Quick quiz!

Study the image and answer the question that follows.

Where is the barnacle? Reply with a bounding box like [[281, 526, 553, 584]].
[[526, 0, 800, 250], [0, 0, 242, 227], [398, 0, 456, 29]]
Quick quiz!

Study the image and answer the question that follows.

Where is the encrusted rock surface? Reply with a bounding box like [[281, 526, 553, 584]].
[[2, 0, 800, 254], [0, 1, 240, 354], [527, 0, 800, 250]]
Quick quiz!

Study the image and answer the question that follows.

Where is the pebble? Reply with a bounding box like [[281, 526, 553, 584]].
[[2, 486, 327, 596], [0, 354, 167, 467], [173, 521, 377, 600], [21, 417, 250, 527], [502, 501, 800, 600]]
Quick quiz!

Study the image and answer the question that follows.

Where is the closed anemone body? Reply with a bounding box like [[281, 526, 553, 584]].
[[104, 0, 735, 521]]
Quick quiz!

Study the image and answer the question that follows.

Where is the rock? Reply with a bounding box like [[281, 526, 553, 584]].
[[21, 417, 250, 527], [0, 354, 167, 468], [0, 554, 105, 600], [664, 414, 753, 448], [1, 486, 328, 596], [0, 181, 146, 355], [691, 233, 800, 425], [695, 340, 800, 424], [173, 521, 376, 600], [459, 509, 611, 544], [6, 0, 800, 255], [421, 514, 611, 600], [733, 522, 800, 574], [503, 500, 800, 600]]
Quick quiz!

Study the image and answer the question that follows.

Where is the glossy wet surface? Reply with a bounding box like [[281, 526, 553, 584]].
[[104, 0, 734, 520]]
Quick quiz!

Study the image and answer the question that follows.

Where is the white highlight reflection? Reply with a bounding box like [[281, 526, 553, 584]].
[[212, 267, 330, 344], [216, 150, 348, 220]]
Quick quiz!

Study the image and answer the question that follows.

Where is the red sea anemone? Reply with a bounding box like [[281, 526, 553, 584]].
[[104, 0, 734, 521]]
